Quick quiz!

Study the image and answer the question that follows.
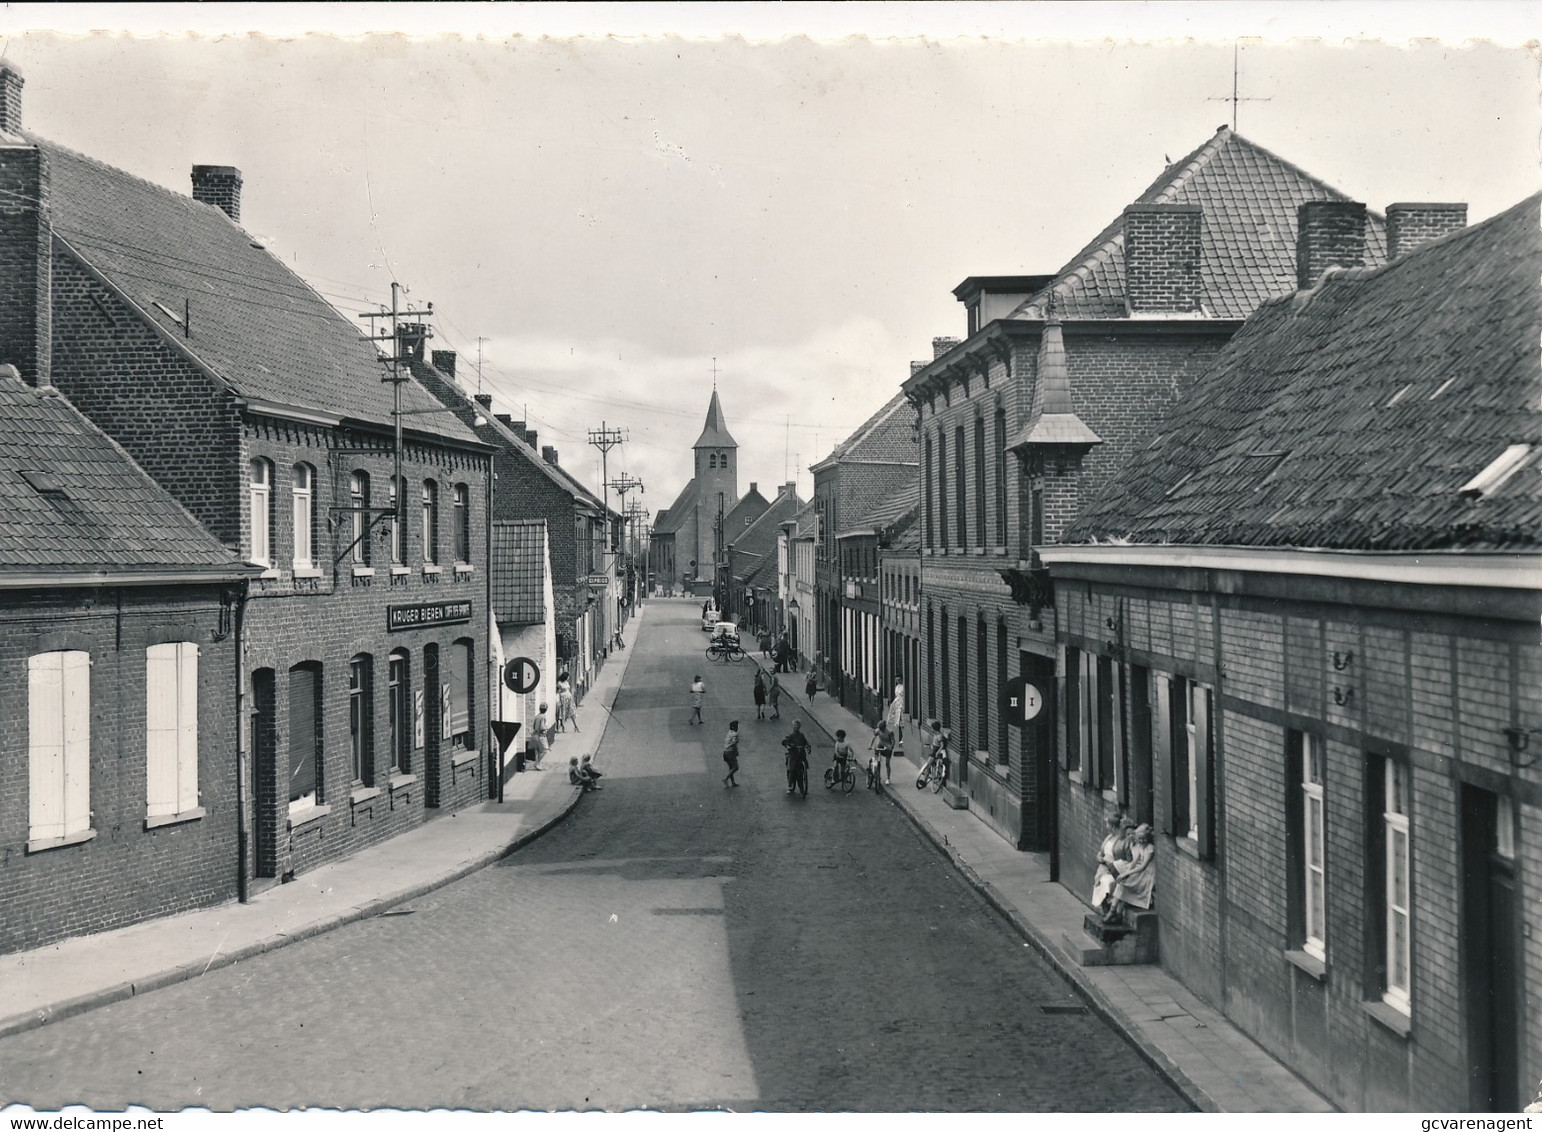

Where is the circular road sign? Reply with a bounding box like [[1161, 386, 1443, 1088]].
[[1001, 675, 1044, 727], [503, 656, 541, 695]]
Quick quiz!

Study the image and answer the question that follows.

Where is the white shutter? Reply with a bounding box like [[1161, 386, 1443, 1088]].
[[28, 654, 65, 840], [177, 643, 200, 813], [61, 651, 91, 836], [441, 682, 453, 741], [146, 644, 177, 816]]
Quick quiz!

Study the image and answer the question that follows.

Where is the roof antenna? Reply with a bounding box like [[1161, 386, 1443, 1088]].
[[1207, 40, 1270, 131]]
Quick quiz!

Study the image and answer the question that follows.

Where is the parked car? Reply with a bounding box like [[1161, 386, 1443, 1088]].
[[710, 620, 739, 642], [701, 605, 720, 630]]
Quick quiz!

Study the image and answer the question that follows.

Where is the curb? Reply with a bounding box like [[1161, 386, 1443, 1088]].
[[0, 782, 586, 1045], [783, 684, 1213, 1114]]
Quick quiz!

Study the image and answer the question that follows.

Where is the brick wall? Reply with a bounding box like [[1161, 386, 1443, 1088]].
[[1054, 574, 1541, 1111], [0, 585, 239, 954]]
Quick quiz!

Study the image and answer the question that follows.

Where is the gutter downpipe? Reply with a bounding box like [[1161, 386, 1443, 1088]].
[[234, 576, 251, 904]]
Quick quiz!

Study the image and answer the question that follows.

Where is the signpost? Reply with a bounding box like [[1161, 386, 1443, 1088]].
[[503, 656, 540, 695], [1001, 675, 1045, 728]]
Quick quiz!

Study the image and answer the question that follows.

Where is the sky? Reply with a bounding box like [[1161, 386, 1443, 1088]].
[[0, 4, 1536, 520]]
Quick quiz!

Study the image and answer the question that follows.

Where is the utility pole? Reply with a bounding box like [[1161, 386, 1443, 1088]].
[[608, 472, 644, 609], [587, 422, 627, 552]]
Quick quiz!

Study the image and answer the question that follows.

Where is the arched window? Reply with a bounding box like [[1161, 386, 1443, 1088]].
[[350, 654, 374, 786], [249, 458, 273, 567], [453, 483, 471, 564], [350, 471, 371, 565], [291, 463, 315, 570], [422, 480, 439, 565]]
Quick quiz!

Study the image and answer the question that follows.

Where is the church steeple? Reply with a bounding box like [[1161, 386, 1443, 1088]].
[[693, 388, 738, 450]]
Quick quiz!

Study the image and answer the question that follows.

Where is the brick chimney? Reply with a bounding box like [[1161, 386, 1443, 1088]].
[[1123, 203, 1203, 314], [1386, 202, 1467, 260], [0, 64, 23, 134], [494, 412, 513, 427], [431, 348, 457, 377], [541, 445, 559, 466], [910, 360, 927, 377], [1296, 201, 1366, 290], [749, 482, 758, 496], [474, 393, 493, 409], [0, 139, 52, 388], [932, 337, 961, 360], [191, 165, 242, 222]]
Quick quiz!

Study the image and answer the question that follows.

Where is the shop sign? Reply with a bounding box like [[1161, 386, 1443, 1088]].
[[387, 600, 474, 632]]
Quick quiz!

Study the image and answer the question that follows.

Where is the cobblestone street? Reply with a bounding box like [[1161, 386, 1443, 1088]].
[[0, 602, 1187, 1112]]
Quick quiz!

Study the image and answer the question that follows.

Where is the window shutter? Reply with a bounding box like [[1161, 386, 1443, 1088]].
[[62, 652, 92, 836], [1058, 645, 1075, 771], [414, 688, 425, 749], [146, 644, 178, 817], [441, 682, 453, 741], [177, 644, 200, 813], [1194, 684, 1214, 859], [1154, 674, 1173, 834], [28, 654, 66, 840]]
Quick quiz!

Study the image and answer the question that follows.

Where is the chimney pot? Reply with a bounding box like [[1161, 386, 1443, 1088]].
[[1296, 200, 1366, 291], [542, 445, 559, 466], [190, 165, 242, 222], [1123, 203, 1204, 314], [749, 482, 758, 494], [932, 337, 961, 360], [474, 393, 493, 409], [431, 348, 457, 377], [1386, 202, 1467, 260], [494, 412, 512, 426], [0, 64, 23, 134]]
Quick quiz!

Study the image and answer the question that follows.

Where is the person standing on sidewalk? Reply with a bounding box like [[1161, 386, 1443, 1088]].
[[752, 670, 767, 720], [768, 673, 783, 720], [689, 674, 706, 725], [781, 720, 810, 797], [804, 666, 819, 704], [527, 704, 551, 770], [722, 720, 741, 787], [886, 680, 906, 744], [556, 672, 579, 733]]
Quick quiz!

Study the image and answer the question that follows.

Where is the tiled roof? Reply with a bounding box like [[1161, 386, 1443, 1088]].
[[36, 138, 477, 442], [1010, 127, 1389, 322], [0, 378, 250, 576], [1066, 193, 1542, 552], [844, 480, 920, 537], [811, 390, 917, 471], [491, 520, 548, 625], [651, 479, 699, 535], [730, 486, 803, 579], [693, 388, 738, 449]]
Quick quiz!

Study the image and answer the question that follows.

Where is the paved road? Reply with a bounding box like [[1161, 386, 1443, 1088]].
[[0, 601, 1187, 1112]]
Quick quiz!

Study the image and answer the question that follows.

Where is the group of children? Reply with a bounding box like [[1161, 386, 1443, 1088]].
[[519, 672, 606, 794], [719, 712, 901, 795]]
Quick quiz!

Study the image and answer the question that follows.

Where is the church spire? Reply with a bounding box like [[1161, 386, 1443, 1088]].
[[693, 387, 738, 449]]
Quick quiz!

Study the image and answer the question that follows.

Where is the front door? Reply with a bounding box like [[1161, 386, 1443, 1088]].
[[1460, 784, 1520, 1111]]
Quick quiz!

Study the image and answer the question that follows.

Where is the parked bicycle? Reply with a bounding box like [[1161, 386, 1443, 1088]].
[[705, 638, 747, 663]]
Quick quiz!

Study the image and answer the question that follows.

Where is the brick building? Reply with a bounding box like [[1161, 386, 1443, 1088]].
[[870, 484, 922, 736], [724, 482, 801, 636], [0, 370, 257, 953], [834, 482, 919, 725], [650, 389, 740, 596], [902, 126, 1391, 850], [0, 66, 495, 889], [1042, 193, 1535, 1111], [809, 390, 917, 708], [778, 503, 818, 668]]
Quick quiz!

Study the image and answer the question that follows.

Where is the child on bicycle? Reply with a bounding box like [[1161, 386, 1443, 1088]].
[[830, 729, 857, 781]]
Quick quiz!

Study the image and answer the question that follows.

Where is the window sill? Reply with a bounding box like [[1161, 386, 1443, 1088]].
[[258, 567, 281, 581], [451, 748, 480, 768], [391, 565, 412, 576], [352, 566, 376, 578], [1363, 998, 1412, 1039], [1173, 835, 1202, 860], [350, 786, 382, 805], [970, 548, 986, 557], [991, 547, 1008, 556], [145, 806, 206, 830], [287, 804, 331, 830], [389, 773, 418, 793], [422, 565, 443, 575], [27, 828, 97, 854], [1284, 948, 1328, 982], [454, 563, 475, 575], [293, 566, 323, 579]]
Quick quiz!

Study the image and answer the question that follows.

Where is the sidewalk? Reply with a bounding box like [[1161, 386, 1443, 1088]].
[[774, 663, 1334, 1114], [0, 605, 648, 1043]]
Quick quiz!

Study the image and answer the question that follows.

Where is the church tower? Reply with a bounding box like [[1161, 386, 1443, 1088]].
[[692, 388, 738, 581]]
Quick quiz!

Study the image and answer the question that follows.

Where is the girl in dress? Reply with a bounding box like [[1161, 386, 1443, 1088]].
[[556, 672, 579, 733]]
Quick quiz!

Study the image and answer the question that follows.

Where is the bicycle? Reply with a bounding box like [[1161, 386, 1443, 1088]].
[[705, 639, 747, 663], [823, 754, 858, 793], [916, 748, 950, 792]]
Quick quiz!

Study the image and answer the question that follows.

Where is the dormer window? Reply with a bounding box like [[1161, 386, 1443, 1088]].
[[1460, 444, 1532, 497]]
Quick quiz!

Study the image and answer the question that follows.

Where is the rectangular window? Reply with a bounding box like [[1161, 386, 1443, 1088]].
[[1030, 485, 1044, 549], [288, 664, 322, 811], [146, 642, 199, 818], [454, 484, 471, 563], [994, 409, 1008, 546], [389, 477, 404, 565], [350, 656, 374, 786], [924, 435, 934, 548], [448, 642, 472, 749], [974, 416, 987, 548], [1382, 757, 1412, 1012], [1096, 655, 1116, 791], [1063, 645, 1081, 774], [954, 425, 967, 549], [1157, 675, 1215, 857], [350, 471, 371, 565], [937, 431, 948, 551], [249, 459, 272, 566], [996, 622, 1009, 764], [422, 481, 440, 565], [956, 616, 969, 752], [976, 617, 989, 758], [1290, 730, 1327, 960], [28, 651, 91, 842], [389, 652, 410, 773]]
